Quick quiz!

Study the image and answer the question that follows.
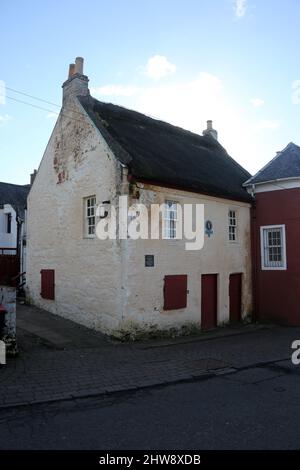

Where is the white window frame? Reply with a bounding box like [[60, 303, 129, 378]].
[[260, 224, 287, 270], [163, 200, 178, 239], [84, 196, 96, 238], [228, 209, 237, 242]]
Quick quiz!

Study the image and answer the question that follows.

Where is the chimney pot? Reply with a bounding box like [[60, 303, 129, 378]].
[[62, 57, 89, 105], [75, 57, 84, 75], [68, 63, 76, 78], [202, 120, 218, 141]]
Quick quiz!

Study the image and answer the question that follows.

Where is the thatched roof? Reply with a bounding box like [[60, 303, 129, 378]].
[[79, 95, 252, 203]]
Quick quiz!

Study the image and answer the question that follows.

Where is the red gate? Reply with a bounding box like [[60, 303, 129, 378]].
[[0, 248, 19, 286]]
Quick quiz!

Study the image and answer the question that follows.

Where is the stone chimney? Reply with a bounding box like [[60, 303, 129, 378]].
[[202, 120, 218, 140], [62, 57, 89, 106], [30, 169, 37, 186]]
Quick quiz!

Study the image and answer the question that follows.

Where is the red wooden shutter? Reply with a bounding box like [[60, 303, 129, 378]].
[[164, 275, 188, 310], [40, 269, 55, 300]]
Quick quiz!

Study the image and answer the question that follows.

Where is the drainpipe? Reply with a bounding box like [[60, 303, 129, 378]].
[[250, 202, 258, 322], [16, 213, 21, 258]]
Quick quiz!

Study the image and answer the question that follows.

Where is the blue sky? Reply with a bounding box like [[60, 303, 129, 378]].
[[1, 0, 300, 185]]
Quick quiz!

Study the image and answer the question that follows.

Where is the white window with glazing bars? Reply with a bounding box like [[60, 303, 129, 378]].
[[228, 209, 237, 242], [260, 225, 287, 270], [84, 196, 96, 237], [164, 201, 178, 239]]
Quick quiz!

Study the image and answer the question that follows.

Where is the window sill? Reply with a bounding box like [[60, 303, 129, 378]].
[[164, 239, 181, 245], [261, 266, 287, 271]]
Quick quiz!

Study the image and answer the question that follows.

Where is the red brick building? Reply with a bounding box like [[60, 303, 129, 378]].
[[244, 142, 300, 325]]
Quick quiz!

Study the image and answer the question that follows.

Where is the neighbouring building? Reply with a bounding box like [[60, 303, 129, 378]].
[[26, 57, 253, 338], [0, 181, 30, 351], [244, 142, 300, 325], [0, 182, 30, 276]]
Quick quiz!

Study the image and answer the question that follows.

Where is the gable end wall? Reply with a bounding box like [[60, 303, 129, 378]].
[[26, 97, 124, 333]]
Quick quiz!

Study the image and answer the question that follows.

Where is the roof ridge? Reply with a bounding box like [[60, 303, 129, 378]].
[[90, 95, 225, 143]]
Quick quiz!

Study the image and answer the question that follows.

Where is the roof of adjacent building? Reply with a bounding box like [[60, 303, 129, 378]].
[[79, 95, 252, 202], [0, 182, 30, 219], [244, 142, 300, 186]]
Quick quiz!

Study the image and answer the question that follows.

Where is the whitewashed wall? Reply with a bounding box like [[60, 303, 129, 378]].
[[26, 89, 124, 334], [114, 184, 252, 337], [0, 204, 17, 251]]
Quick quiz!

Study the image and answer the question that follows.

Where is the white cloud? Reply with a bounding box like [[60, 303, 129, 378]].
[[257, 119, 280, 130], [250, 98, 264, 108], [91, 71, 268, 174], [135, 73, 223, 132], [142, 55, 176, 80], [92, 72, 223, 132], [46, 112, 58, 119], [0, 113, 12, 124], [91, 84, 140, 97], [291, 80, 300, 104], [234, 0, 247, 18]]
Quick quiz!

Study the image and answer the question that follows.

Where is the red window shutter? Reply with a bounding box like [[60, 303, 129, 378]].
[[40, 269, 55, 300], [164, 275, 188, 310]]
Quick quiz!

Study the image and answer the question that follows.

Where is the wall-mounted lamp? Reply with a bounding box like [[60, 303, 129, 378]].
[[97, 200, 110, 219]]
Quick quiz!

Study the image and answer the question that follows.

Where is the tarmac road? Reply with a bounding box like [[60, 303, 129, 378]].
[[0, 359, 300, 450]]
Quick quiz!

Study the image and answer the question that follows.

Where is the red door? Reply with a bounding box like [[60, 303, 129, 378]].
[[201, 274, 217, 329], [229, 273, 242, 323]]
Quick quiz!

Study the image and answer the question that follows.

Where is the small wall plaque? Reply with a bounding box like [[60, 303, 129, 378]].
[[145, 255, 154, 267], [205, 220, 214, 237]]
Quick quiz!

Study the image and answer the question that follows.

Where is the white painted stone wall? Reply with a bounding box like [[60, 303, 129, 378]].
[[114, 184, 252, 336], [26, 83, 124, 334], [0, 204, 17, 251]]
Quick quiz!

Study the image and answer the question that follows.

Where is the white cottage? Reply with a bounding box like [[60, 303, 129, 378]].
[[27, 58, 253, 338], [0, 182, 30, 273]]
